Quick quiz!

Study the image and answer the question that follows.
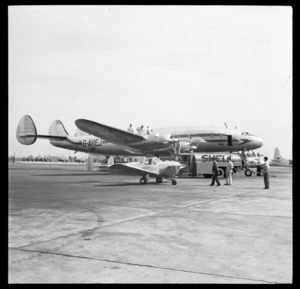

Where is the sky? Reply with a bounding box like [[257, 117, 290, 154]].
[[9, 5, 293, 159]]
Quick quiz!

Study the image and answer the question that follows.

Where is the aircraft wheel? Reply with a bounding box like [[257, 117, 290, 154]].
[[156, 177, 162, 183], [140, 178, 146, 184], [245, 169, 252, 177], [172, 179, 177, 185]]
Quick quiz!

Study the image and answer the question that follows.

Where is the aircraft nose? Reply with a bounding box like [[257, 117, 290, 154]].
[[254, 137, 264, 148]]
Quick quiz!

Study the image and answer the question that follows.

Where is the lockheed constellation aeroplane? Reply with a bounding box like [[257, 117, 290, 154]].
[[16, 115, 263, 160]]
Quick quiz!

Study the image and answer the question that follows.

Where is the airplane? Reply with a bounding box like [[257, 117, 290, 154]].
[[238, 150, 265, 176], [16, 115, 263, 165], [270, 147, 292, 167], [16, 115, 146, 163], [106, 156, 185, 185], [75, 118, 264, 157]]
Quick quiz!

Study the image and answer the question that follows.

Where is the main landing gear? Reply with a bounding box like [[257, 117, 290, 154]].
[[156, 176, 177, 185], [140, 174, 149, 184], [140, 175, 178, 185]]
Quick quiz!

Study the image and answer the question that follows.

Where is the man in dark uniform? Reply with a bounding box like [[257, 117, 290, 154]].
[[209, 157, 221, 186]]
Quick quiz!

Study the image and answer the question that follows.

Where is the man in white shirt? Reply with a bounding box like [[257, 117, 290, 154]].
[[225, 156, 234, 185], [261, 156, 270, 189]]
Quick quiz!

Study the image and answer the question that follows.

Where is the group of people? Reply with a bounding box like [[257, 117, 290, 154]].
[[210, 156, 270, 189], [127, 124, 152, 135]]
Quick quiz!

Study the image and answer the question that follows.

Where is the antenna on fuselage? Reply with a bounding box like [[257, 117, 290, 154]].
[[224, 122, 227, 128]]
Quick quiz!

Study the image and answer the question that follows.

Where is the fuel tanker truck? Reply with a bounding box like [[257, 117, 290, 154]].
[[177, 152, 243, 178]]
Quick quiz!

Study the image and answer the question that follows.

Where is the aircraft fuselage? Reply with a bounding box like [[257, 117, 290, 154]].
[[50, 136, 144, 156], [49, 126, 263, 157], [129, 126, 263, 155]]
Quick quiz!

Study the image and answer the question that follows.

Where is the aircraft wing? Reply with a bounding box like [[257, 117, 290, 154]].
[[109, 163, 158, 177], [75, 119, 145, 145]]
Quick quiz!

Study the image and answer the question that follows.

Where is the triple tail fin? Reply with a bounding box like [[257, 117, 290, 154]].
[[74, 128, 89, 137], [48, 120, 69, 137], [16, 115, 38, 145], [16, 115, 68, 146]]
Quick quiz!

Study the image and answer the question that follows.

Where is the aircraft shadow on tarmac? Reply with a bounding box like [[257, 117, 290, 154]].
[[30, 173, 166, 186], [93, 182, 167, 187], [32, 173, 105, 177]]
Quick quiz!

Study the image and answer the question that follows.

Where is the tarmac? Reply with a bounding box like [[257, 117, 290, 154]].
[[8, 162, 293, 283]]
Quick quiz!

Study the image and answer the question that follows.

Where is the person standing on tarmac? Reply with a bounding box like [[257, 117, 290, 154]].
[[224, 156, 233, 185], [209, 157, 221, 186], [261, 156, 270, 189]]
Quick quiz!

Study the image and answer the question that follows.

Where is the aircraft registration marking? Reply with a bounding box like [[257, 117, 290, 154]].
[[79, 139, 103, 148]]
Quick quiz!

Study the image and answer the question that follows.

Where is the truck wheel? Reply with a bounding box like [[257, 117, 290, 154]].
[[245, 169, 252, 177], [218, 169, 224, 178]]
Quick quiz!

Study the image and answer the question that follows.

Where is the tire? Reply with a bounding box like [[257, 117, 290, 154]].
[[245, 169, 252, 177], [140, 178, 145, 184], [218, 169, 224, 178], [172, 179, 177, 185], [156, 177, 162, 183]]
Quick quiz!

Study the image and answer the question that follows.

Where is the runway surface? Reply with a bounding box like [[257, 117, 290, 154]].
[[8, 162, 293, 283]]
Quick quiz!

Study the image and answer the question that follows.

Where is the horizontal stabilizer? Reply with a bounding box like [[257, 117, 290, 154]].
[[16, 115, 68, 146]]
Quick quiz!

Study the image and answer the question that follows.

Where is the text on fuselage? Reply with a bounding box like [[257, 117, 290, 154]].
[[79, 139, 102, 148]]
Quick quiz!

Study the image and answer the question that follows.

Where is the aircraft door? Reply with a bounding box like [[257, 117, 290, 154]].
[[227, 135, 233, 146]]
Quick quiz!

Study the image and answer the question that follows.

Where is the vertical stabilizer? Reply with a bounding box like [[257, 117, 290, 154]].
[[107, 156, 115, 167], [152, 157, 161, 165], [74, 128, 89, 137], [274, 147, 281, 160], [16, 115, 37, 145], [48, 120, 69, 137]]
